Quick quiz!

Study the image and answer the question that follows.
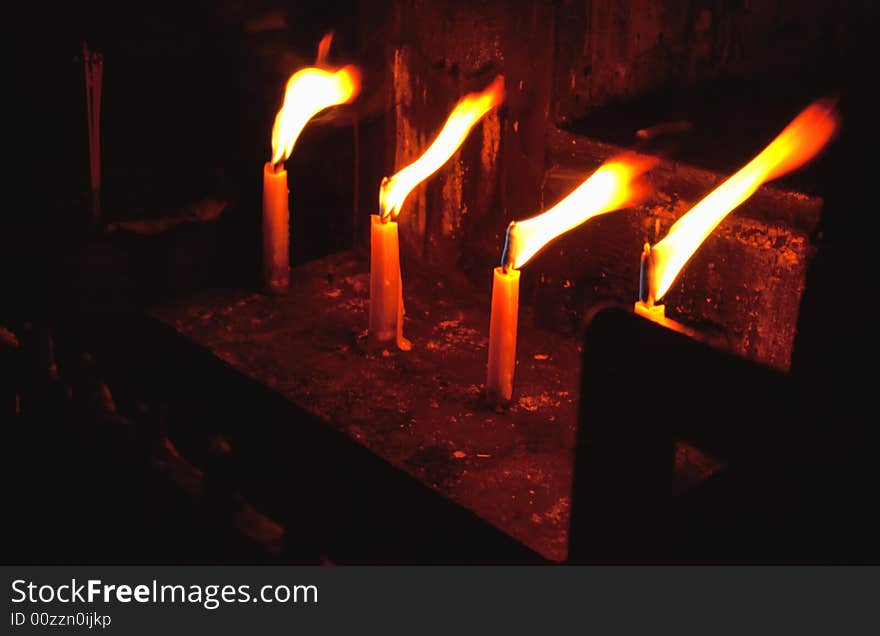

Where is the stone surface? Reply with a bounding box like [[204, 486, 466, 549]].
[[154, 251, 580, 561], [153, 251, 721, 561]]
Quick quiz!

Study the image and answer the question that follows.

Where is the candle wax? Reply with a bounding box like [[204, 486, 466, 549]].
[[486, 266, 520, 404], [633, 300, 665, 321], [633, 301, 700, 338], [262, 162, 290, 294], [369, 215, 410, 349]]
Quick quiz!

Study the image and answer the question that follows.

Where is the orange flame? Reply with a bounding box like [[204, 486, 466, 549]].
[[379, 75, 505, 220], [648, 99, 838, 303], [270, 34, 361, 166], [506, 154, 654, 269]]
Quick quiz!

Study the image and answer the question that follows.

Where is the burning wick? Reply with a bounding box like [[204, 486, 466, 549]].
[[262, 33, 361, 294], [369, 75, 505, 349], [486, 155, 654, 406], [634, 99, 838, 322]]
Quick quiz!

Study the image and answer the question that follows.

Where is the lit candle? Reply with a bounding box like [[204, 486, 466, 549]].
[[486, 155, 653, 406], [262, 33, 360, 293], [636, 99, 838, 319], [633, 242, 665, 321], [632, 241, 697, 336], [369, 214, 408, 348], [370, 76, 505, 348], [486, 264, 520, 405], [262, 162, 290, 294]]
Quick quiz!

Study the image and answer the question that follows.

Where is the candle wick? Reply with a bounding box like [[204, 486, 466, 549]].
[[272, 161, 284, 174], [639, 242, 655, 307], [500, 221, 516, 270]]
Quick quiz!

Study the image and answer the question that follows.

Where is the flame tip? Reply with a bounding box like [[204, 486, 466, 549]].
[[316, 31, 335, 66], [648, 99, 838, 302]]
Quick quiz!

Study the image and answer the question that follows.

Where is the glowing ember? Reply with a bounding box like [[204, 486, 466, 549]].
[[506, 154, 654, 269], [647, 99, 838, 303], [270, 33, 361, 166], [379, 75, 505, 220]]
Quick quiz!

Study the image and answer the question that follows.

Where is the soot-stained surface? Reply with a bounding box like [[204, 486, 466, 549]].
[[153, 251, 580, 560], [153, 250, 719, 561]]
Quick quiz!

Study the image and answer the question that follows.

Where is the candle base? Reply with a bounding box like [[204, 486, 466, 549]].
[[633, 300, 666, 321], [367, 327, 396, 349], [485, 386, 514, 410], [264, 275, 290, 296], [368, 330, 412, 352], [633, 301, 700, 339]]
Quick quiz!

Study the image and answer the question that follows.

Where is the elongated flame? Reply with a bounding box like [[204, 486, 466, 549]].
[[649, 100, 838, 303], [507, 154, 654, 270], [270, 34, 360, 166], [379, 75, 505, 220]]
